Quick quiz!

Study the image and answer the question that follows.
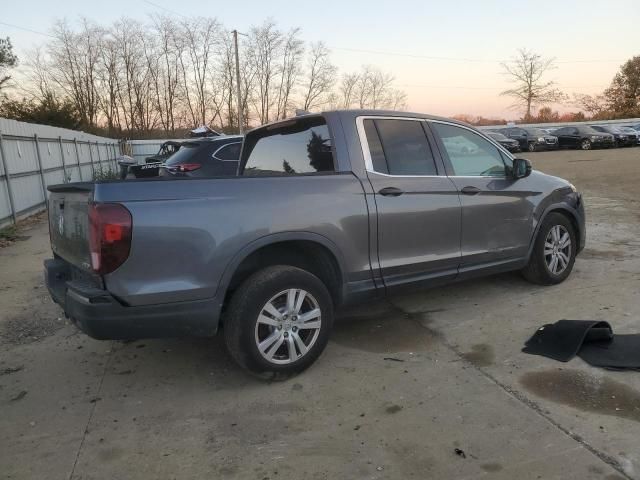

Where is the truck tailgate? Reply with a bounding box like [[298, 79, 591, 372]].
[[48, 183, 93, 271]]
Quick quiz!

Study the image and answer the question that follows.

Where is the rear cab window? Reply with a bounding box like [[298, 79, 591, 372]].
[[242, 116, 334, 175]]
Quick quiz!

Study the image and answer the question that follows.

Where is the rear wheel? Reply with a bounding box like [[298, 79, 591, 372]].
[[522, 212, 576, 285], [223, 265, 333, 379], [581, 139, 592, 150]]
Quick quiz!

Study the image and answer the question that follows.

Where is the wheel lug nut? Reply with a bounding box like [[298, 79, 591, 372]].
[[292, 326, 297, 332], [283, 332, 289, 338], [277, 325, 282, 330]]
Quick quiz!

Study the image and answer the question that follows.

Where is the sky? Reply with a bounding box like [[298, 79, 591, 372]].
[[1, 0, 639, 119]]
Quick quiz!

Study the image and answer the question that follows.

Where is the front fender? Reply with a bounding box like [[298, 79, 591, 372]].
[[528, 198, 585, 260]]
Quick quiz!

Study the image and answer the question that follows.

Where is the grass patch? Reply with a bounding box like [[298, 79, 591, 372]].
[[0, 224, 19, 241]]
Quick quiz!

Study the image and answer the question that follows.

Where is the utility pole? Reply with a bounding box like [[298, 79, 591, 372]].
[[232, 30, 244, 134]]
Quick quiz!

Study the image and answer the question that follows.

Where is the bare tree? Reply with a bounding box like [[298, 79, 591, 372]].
[[301, 42, 336, 111], [274, 28, 304, 119], [179, 17, 221, 127], [48, 19, 103, 127], [338, 72, 359, 108], [501, 48, 567, 121], [249, 21, 283, 124]]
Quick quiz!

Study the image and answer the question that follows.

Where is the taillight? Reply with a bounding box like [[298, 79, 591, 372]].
[[177, 163, 201, 172], [88, 203, 132, 275]]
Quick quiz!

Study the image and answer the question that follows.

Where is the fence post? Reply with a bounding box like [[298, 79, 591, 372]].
[[88, 141, 95, 177], [75, 138, 83, 182], [0, 131, 17, 224], [95, 141, 102, 171], [112, 142, 118, 169], [33, 134, 48, 205], [74, 139, 86, 180], [58, 136, 68, 182]]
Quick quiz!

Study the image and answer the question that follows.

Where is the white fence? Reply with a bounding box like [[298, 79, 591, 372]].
[[0, 118, 120, 228]]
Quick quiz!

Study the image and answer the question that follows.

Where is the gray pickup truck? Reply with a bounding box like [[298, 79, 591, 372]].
[[45, 110, 585, 377]]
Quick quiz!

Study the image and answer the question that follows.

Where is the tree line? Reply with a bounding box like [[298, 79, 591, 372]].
[[0, 18, 406, 137]]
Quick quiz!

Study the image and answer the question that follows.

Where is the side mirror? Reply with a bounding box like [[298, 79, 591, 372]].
[[512, 158, 532, 179]]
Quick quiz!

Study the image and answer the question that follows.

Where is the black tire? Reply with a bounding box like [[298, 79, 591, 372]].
[[580, 139, 592, 150], [522, 212, 577, 285], [528, 142, 537, 152], [223, 265, 334, 379]]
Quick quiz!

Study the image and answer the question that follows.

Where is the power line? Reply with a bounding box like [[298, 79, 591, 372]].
[[142, 0, 187, 18], [0, 21, 54, 38], [329, 45, 624, 65]]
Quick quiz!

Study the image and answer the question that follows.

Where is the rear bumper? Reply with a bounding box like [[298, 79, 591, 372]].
[[45, 258, 221, 340]]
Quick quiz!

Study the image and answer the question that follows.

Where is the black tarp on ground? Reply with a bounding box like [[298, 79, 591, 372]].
[[523, 320, 640, 370]]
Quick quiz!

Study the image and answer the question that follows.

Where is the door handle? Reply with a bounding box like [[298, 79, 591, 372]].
[[461, 186, 481, 195], [378, 187, 404, 197]]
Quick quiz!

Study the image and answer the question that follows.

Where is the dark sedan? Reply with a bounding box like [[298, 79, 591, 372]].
[[486, 131, 521, 152], [554, 126, 614, 150], [160, 135, 243, 177], [497, 126, 558, 152], [590, 125, 633, 147], [616, 126, 639, 146]]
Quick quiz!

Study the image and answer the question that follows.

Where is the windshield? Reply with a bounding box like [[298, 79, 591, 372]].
[[524, 128, 547, 136], [578, 126, 600, 134], [165, 142, 201, 165]]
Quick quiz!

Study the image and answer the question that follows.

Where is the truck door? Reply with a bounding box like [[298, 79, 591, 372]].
[[357, 117, 462, 290], [429, 121, 535, 275]]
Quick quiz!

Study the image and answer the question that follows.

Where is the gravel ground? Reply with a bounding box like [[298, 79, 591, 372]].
[[0, 146, 639, 479]]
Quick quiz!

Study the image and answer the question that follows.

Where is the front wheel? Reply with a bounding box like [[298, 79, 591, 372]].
[[522, 213, 576, 285], [223, 265, 334, 379], [581, 139, 592, 150], [528, 142, 537, 152]]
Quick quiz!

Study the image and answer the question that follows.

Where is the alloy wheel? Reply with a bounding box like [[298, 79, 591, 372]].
[[254, 289, 322, 365], [544, 225, 572, 275]]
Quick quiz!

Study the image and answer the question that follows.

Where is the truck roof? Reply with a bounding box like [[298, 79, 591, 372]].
[[247, 109, 474, 135]]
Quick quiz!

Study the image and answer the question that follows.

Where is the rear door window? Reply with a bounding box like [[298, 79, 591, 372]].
[[363, 119, 437, 175], [243, 117, 334, 175]]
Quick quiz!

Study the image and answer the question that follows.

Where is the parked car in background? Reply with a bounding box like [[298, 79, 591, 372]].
[[496, 126, 558, 152], [590, 125, 633, 147], [160, 135, 243, 177], [554, 125, 614, 150], [486, 131, 521, 152], [145, 140, 183, 164], [45, 110, 585, 376], [615, 126, 639, 145]]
